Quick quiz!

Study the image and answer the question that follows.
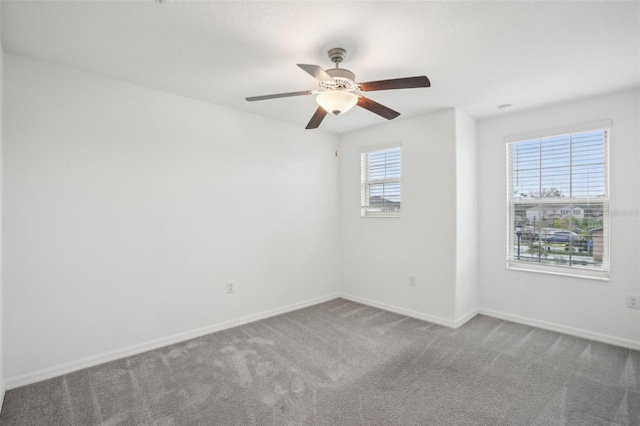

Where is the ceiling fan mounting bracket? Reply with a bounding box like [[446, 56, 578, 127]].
[[328, 47, 347, 65]]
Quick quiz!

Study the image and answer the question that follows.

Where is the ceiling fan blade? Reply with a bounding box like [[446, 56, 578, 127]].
[[357, 97, 400, 120], [297, 64, 335, 83], [359, 76, 431, 92], [305, 107, 328, 129], [246, 90, 312, 102]]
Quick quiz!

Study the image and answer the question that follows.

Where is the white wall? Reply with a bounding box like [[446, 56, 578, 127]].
[[0, 1, 5, 410], [4, 49, 638, 392], [3, 54, 340, 383], [478, 89, 640, 346], [454, 109, 478, 320], [338, 109, 459, 323]]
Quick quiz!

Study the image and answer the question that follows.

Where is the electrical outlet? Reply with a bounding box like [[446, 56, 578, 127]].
[[227, 281, 235, 294], [409, 275, 416, 286], [628, 294, 640, 309]]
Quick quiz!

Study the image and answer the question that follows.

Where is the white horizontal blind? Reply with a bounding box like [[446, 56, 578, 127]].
[[507, 128, 609, 275], [361, 147, 401, 217]]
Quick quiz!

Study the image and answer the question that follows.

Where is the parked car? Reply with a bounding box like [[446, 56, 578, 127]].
[[543, 231, 578, 243]]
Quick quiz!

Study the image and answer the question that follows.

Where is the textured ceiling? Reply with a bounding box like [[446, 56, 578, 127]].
[[2, 1, 639, 134]]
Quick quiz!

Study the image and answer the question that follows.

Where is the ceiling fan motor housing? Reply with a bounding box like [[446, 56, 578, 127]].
[[323, 68, 356, 90]]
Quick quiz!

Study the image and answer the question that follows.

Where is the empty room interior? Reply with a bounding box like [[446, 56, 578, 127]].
[[0, 1, 639, 425]]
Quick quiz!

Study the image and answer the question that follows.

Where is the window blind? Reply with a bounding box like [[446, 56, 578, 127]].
[[507, 128, 609, 275], [361, 147, 401, 217]]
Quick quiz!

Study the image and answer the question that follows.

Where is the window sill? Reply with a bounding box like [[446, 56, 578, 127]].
[[506, 261, 610, 281]]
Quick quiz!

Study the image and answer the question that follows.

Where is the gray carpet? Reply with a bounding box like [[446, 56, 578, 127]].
[[1, 298, 638, 425]]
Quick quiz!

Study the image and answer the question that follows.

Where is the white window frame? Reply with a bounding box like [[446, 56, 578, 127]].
[[361, 143, 402, 218], [505, 120, 611, 280]]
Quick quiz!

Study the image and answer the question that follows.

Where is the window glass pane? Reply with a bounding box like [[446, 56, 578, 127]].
[[512, 201, 605, 268], [368, 182, 401, 204]]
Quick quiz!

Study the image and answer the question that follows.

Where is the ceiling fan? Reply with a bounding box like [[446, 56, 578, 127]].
[[245, 48, 431, 129]]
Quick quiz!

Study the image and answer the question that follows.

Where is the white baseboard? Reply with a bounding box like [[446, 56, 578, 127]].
[[5, 292, 340, 390], [7, 293, 637, 390], [454, 308, 479, 328], [339, 293, 462, 328], [337, 294, 638, 350], [478, 308, 640, 351]]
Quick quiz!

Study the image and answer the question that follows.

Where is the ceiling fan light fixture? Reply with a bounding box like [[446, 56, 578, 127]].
[[316, 90, 358, 115]]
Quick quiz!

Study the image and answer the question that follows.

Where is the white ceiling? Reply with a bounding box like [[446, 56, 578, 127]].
[[2, 1, 639, 134]]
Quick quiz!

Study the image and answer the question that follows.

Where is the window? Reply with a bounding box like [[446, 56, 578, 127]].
[[361, 145, 401, 217], [506, 123, 609, 278]]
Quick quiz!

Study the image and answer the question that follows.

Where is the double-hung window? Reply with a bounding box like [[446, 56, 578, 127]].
[[361, 145, 401, 217], [506, 121, 609, 278]]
